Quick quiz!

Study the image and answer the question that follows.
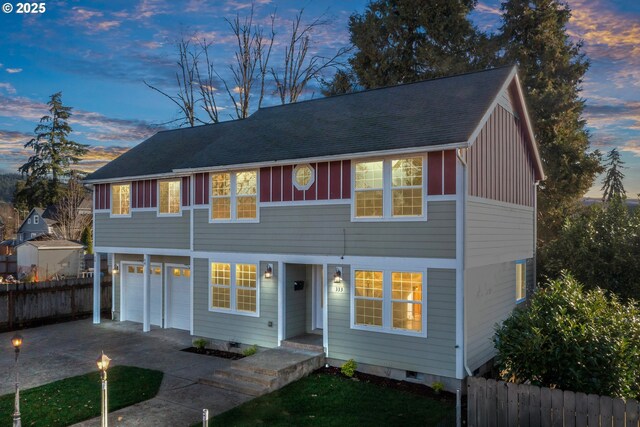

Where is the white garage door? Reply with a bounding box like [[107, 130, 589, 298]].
[[122, 263, 162, 326], [166, 266, 191, 330]]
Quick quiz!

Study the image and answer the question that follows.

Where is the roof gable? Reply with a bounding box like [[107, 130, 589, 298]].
[[87, 67, 518, 182]]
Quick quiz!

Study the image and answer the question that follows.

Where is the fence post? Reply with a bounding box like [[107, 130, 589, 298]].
[[456, 389, 461, 427], [202, 409, 209, 427]]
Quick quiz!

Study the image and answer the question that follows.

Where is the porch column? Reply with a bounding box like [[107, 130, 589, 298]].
[[93, 252, 101, 324], [143, 254, 151, 332]]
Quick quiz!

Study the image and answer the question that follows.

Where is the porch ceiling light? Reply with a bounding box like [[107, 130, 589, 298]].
[[264, 264, 273, 279], [333, 267, 343, 283]]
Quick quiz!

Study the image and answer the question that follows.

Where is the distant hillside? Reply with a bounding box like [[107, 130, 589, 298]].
[[583, 197, 639, 209], [0, 174, 21, 202]]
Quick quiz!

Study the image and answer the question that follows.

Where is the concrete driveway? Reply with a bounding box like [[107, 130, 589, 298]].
[[0, 319, 252, 426]]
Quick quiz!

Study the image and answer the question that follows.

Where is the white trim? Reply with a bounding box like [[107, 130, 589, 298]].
[[189, 256, 194, 334], [157, 178, 183, 217], [351, 155, 428, 222], [85, 171, 193, 185], [515, 260, 527, 303], [207, 259, 261, 318], [293, 164, 315, 191], [322, 263, 329, 354], [110, 182, 132, 218], [277, 260, 284, 346], [143, 254, 151, 332], [110, 254, 115, 320], [95, 247, 192, 256], [262, 199, 350, 207], [131, 207, 157, 212], [209, 170, 260, 224], [455, 154, 466, 379], [349, 268, 428, 338], [426, 195, 457, 202], [94, 209, 110, 214]]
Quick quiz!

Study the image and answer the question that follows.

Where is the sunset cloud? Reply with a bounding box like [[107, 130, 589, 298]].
[[5, 68, 22, 74]]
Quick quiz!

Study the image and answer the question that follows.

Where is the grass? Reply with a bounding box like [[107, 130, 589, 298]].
[[204, 372, 454, 427], [0, 365, 163, 427]]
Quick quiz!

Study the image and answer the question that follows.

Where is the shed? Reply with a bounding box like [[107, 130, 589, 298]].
[[16, 240, 84, 281]]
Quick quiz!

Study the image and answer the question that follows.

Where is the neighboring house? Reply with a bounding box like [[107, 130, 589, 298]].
[[16, 239, 84, 280], [85, 66, 544, 390], [16, 208, 57, 243]]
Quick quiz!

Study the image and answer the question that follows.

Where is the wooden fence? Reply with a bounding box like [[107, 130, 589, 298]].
[[468, 377, 640, 427], [0, 277, 111, 331], [0, 254, 16, 275]]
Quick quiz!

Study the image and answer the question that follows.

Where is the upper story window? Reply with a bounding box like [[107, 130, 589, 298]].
[[293, 164, 315, 191], [33, 215, 39, 224], [353, 156, 425, 221], [158, 179, 181, 215], [210, 171, 257, 222], [516, 261, 526, 303], [111, 183, 131, 216]]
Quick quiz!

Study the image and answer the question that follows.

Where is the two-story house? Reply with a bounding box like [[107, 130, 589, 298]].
[[16, 208, 58, 243], [86, 66, 544, 389]]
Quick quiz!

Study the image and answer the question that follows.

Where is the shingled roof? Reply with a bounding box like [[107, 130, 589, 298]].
[[86, 66, 517, 182]]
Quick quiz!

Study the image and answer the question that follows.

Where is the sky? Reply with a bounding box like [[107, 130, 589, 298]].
[[0, 0, 638, 198]]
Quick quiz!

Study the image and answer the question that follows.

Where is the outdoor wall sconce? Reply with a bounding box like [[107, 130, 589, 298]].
[[333, 267, 343, 283], [264, 264, 273, 279], [111, 265, 119, 275]]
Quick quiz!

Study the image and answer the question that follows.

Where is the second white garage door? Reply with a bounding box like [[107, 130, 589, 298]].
[[166, 266, 191, 330], [122, 263, 163, 326]]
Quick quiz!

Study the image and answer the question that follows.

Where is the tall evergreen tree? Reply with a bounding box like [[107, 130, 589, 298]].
[[320, 69, 359, 97], [601, 148, 626, 201], [18, 92, 88, 205], [500, 0, 602, 242], [348, 0, 495, 88]]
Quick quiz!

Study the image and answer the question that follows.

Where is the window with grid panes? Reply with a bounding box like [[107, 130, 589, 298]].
[[354, 161, 383, 218], [111, 183, 130, 216], [159, 179, 181, 214]]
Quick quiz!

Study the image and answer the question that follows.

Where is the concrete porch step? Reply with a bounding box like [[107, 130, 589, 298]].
[[280, 339, 324, 353], [199, 347, 325, 397]]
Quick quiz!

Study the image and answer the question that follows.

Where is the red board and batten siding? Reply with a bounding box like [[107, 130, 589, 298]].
[[259, 161, 351, 203], [467, 105, 535, 207], [427, 150, 457, 196], [93, 177, 192, 210]]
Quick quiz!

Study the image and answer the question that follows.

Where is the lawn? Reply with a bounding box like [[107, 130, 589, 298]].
[[0, 365, 163, 427], [206, 372, 454, 427]]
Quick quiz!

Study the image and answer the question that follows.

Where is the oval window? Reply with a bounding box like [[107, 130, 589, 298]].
[[293, 164, 315, 190]]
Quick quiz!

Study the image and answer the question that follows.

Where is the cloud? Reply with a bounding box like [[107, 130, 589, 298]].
[[5, 68, 23, 74], [0, 83, 16, 95], [77, 145, 131, 172], [0, 130, 33, 172], [95, 21, 121, 31]]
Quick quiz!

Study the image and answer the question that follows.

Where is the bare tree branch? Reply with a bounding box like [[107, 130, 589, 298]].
[[52, 177, 92, 241]]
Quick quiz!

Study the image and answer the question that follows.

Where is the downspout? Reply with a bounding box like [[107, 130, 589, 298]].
[[533, 181, 539, 291], [455, 148, 473, 377]]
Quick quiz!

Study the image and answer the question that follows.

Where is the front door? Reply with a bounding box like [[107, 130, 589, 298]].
[[313, 265, 323, 330]]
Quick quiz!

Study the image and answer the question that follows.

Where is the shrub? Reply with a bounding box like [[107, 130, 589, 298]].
[[494, 273, 640, 399], [243, 345, 258, 357], [431, 381, 444, 394], [341, 359, 357, 378], [193, 338, 207, 351]]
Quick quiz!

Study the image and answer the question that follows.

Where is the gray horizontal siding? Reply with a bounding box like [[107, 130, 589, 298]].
[[192, 258, 278, 348], [466, 198, 534, 268], [328, 266, 457, 378], [193, 202, 456, 259], [465, 259, 532, 371], [95, 211, 189, 250]]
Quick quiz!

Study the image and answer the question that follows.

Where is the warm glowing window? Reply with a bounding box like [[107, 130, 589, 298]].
[[354, 270, 383, 326], [153, 267, 161, 275], [392, 158, 423, 217], [236, 264, 257, 313], [159, 180, 181, 215], [127, 265, 135, 274], [211, 173, 231, 220], [211, 171, 257, 221], [293, 164, 315, 190], [211, 263, 231, 310], [391, 272, 423, 332], [182, 269, 191, 278], [209, 261, 259, 315], [136, 266, 143, 274], [111, 183, 130, 216], [516, 262, 526, 302], [355, 161, 383, 218], [172, 268, 181, 277]]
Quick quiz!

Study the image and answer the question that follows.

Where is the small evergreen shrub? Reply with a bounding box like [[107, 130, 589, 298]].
[[243, 345, 258, 357], [193, 338, 207, 351], [432, 381, 444, 394], [341, 359, 357, 378]]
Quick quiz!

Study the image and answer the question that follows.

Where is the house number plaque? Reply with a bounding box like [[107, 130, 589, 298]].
[[332, 285, 345, 293]]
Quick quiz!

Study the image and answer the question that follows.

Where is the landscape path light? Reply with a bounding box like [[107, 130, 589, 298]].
[[11, 333, 23, 427], [96, 351, 111, 427]]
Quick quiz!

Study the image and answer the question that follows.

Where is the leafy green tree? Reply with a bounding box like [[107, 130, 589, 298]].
[[500, 0, 602, 243], [81, 225, 93, 254], [18, 92, 88, 205], [348, 0, 494, 88], [320, 69, 359, 96], [494, 273, 640, 399], [601, 148, 626, 201], [539, 197, 640, 300]]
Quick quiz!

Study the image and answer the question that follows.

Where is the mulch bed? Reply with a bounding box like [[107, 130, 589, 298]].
[[181, 347, 245, 360], [318, 366, 456, 403]]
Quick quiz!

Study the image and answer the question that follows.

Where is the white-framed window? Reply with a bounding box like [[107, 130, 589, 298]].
[[33, 215, 39, 224], [351, 269, 426, 337], [352, 156, 426, 221], [293, 164, 315, 191], [158, 179, 181, 215], [111, 183, 131, 216], [516, 261, 526, 303], [209, 261, 259, 316], [30, 232, 37, 238], [210, 171, 258, 222], [27, 218, 31, 224]]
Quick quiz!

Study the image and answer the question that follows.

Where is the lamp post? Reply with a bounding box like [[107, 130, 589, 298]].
[[11, 333, 23, 427], [96, 352, 111, 427]]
